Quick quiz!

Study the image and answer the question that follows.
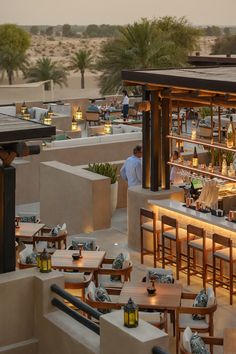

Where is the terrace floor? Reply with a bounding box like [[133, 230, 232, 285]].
[[16, 203, 236, 353]]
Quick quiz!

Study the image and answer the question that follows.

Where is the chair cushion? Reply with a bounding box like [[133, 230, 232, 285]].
[[188, 238, 213, 250], [111, 253, 125, 282], [19, 246, 37, 265], [214, 247, 236, 261], [163, 227, 187, 241], [139, 311, 164, 325], [141, 220, 162, 232], [192, 289, 208, 320], [183, 326, 193, 353], [147, 268, 174, 284], [71, 240, 93, 251], [87, 281, 96, 301], [62, 271, 86, 284], [207, 287, 215, 307], [70, 237, 96, 251], [190, 333, 210, 354], [95, 285, 111, 314], [179, 314, 208, 330], [18, 215, 38, 223], [51, 223, 67, 236]]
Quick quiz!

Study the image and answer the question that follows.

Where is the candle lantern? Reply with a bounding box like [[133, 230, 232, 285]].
[[124, 297, 139, 328], [40, 248, 52, 273], [20, 101, 27, 115], [104, 121, 112, 134], [72, 117, 78, 131], [47, 106, 54, 118], [44, 112, 52, 125], [23, 108, 31, 120], [74, 107, 83, 121]]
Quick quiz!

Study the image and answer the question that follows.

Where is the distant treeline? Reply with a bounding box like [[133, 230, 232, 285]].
[[22, 24, 122, 38]]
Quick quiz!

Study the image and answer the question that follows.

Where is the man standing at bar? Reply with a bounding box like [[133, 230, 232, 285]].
[[120, 145, 142, 187]]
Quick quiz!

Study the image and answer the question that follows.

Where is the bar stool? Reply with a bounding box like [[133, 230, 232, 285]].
[[140, 208, 161, 268], [187, 224, 212, 289], [161, 215, 187, 280], [213, 233, 236, 305]]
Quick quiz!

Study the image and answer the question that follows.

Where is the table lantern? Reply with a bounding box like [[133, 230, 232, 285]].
[[124, 297, 139, 328], [104, 121, 112, 134], [74, 107, 83, 121], [44, 112, 52, 125], [72, 117, 78, 131], [23, 108, 31, 120], [40, 248, 52, 273], [20, 101, 27, 115]]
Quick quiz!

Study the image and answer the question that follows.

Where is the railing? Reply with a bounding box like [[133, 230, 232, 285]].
[[51, 284, 101, 335]]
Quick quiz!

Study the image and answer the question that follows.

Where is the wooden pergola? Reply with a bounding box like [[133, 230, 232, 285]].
[[0, 114, 55, 274], [122, 66, 236, 191]]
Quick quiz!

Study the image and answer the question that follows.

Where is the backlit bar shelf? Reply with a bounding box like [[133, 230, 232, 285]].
[[168, 161, 236, 183], [167, 133, 236, 153]]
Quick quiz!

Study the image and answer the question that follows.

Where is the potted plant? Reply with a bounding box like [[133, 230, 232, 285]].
[[87, 163, 118, 214]]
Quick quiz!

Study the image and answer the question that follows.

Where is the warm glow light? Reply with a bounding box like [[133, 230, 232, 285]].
[[74, 107, 83, 121], [104, 121, 112, 134], [72, 118, 78, 131], [20, 102, 27, 115], [23, 108, 31, 120], [44, 116, 52, 125]]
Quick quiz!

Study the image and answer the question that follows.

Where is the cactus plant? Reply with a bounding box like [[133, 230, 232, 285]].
[[87, 163, 118, 184]]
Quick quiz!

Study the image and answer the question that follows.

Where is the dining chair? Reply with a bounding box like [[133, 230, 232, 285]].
[[213, 233, 236, 305], [33, 226, 67, 252], [176, 288, 217, 354]]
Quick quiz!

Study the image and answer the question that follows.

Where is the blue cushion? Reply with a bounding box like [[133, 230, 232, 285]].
[[190, 333, 210, 354], [192, 289, 208, 320], [19, 215, 37, 223], [71, 240, 93, 251], [111, 253, 125, 282], [148, 270, 174, 284], [95, 285, 111, 314]]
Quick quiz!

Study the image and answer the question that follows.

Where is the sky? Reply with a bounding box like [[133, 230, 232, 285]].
[[0, 0, 235, 27]]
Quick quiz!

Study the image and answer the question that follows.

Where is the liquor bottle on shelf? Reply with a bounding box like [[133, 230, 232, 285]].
[[221, 155, 228, 176], [228, 163, 235, 177], [192, 147, 198, 167], [191, 120, 197, 140], [226, 116, 234, 148]]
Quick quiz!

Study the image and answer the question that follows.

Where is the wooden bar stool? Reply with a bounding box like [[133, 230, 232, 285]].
[[140, 208, 161, 268], [213, 233, 236, 305], [187, 224, 213, 288], [161, 215, 187, 280]]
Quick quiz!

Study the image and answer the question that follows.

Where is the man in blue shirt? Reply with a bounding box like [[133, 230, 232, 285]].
[[87, 99, 100, 113], [120, 145, 142, 187]]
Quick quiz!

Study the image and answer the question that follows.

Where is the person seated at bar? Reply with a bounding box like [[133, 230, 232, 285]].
[[87, 99, 100, 113], [170, 150, 183, 185]]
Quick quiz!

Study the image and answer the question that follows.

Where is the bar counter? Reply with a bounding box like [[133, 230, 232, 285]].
[[148, 199, 236, 239]]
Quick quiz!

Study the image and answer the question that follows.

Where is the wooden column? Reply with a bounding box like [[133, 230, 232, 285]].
[[0, 166, 16, 273], [142, 88, 151, 188], [150, 91, 161, 191], [162, 98, 171, 189]]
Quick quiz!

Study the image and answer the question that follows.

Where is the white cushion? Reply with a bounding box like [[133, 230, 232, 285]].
[[188, 238, 213, 250], [19, 245, 33, 263], [62, 271, 85, 284], [139, 311, 164, 325], [163, 227, 187, 240], [87, 281, 96, 301], [179, 314, 208, 330], [183, 326, 193, 353], [122, 252, 130, 269], [141, 220, 162, 232], [58, 223, 67, 236], [207, 287, 215, 307]]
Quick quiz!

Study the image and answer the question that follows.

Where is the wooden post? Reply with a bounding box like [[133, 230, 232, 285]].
[[162, 98, 171, 189], [150, 91, 161, 191], [142, 88, 151, 188], [0, 166, 16, 273]]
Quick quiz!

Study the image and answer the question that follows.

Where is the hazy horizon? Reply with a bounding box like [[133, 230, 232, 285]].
[[0, 0, 235, 27]]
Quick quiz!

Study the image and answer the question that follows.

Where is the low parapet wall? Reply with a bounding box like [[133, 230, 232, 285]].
[[15, 135, 139, 205]]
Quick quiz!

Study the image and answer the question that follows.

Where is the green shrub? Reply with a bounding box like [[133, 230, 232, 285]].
[[87, 163, 118, 184]]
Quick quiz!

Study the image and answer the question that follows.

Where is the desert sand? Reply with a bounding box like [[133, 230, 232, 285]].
[[0, 35, 215, 104]]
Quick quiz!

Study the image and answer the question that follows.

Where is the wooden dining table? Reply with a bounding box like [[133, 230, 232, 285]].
[[118, 281, 182, 310], [51, 249, 106, 273], [15, 222, 45, 242]]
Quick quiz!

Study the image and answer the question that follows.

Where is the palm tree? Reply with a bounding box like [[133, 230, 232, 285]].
[[69, 49, 93, 89], [0, 47, 28, 85], [25, 57, 68, 90], [97, 18, 201, 95]]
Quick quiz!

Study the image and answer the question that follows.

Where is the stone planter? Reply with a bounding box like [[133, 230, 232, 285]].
[[111, 181, 118, 214]]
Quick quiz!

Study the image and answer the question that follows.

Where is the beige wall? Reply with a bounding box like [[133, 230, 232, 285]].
[[40, 161, 111, 234], [14, 139, 138, 205]]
